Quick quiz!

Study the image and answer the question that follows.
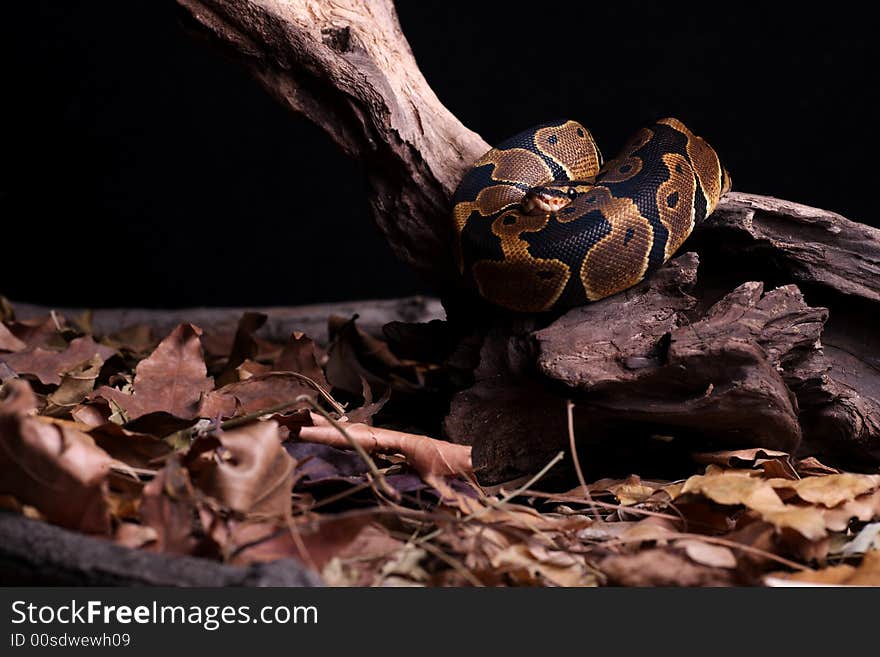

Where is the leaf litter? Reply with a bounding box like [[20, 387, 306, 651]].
[[1, 299, 879, 587]]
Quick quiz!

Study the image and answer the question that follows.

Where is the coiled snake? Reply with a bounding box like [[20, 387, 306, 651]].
[[451, 118, 730, 312]]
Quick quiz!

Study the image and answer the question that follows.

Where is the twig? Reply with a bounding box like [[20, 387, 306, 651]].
[[275, 371, 346, 416], [300, 396, 399, 501], [218, 399, 308, 431], [566, 400, 602, 521], [525, 490, 682, 523]]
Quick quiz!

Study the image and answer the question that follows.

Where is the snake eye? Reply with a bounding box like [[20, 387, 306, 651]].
[[566, 188, 577, 199]]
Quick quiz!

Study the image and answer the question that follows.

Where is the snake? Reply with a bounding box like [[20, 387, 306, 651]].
[[451, 118, 730, 312]]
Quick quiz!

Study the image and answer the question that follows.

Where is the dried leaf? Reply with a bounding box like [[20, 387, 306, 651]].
[[756, 506, 827, 541], [674, 539, 738, 569], [89, 423, 173, 470], [0, 413, 112, 534], [794, 457, 841, 477], [2, 336, 115, 385], [216, 312, 267, 386], [346, 378, 390, 425], [679, 471, 828, 540], [694, 448, 798, 479], [275, 332, 328, 390], [237, 359, 271, 379], [681, 471, 787, 511], [139, 457, 217, 556], [0, 323, 26, 352], [3, 315, 67, 350], [819, 488, 880, 532], [229, 513, 375, 572], [326, 316, 433, 396], [101, 324, 158, 357], [0, 379, 38, 415], [491, 542, 598, 586], [769, 474, 880, 508], [44, 355, 105, 414], [94, 324, 212, 420], [186, 421, 294, 520], [600, 549, 736, 586], [199, 372, 317, 419], [586, 475, 659, 505]]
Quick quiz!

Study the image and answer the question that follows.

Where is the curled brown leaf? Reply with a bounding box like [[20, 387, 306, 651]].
[[0, 413, 112, 534]]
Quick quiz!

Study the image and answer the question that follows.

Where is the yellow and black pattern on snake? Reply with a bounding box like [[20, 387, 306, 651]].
[[452, 118, 730, 312]]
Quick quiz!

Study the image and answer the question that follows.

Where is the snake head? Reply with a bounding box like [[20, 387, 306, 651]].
[[521, 185, 577, 215]]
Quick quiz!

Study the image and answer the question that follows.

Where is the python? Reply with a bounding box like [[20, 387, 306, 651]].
[[452, 118, 730, 312]]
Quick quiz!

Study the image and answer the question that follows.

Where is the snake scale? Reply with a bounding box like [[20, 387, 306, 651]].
[[451, 118, 730, 312]]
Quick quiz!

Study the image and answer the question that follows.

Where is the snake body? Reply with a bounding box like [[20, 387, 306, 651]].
[[452, 118, 730, 312]]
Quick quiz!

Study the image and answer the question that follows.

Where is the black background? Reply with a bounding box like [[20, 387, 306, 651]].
[[2, 2, 875, 308]]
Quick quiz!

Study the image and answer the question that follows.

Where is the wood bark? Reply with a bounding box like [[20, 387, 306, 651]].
[[446, 195, 880, 481], [0, 511, 320, 586]]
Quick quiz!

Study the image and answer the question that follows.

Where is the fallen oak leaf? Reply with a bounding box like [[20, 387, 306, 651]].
[[1, 336, 115, 385], [0, 412, 112, 534], [94, 323, 212, 420]]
